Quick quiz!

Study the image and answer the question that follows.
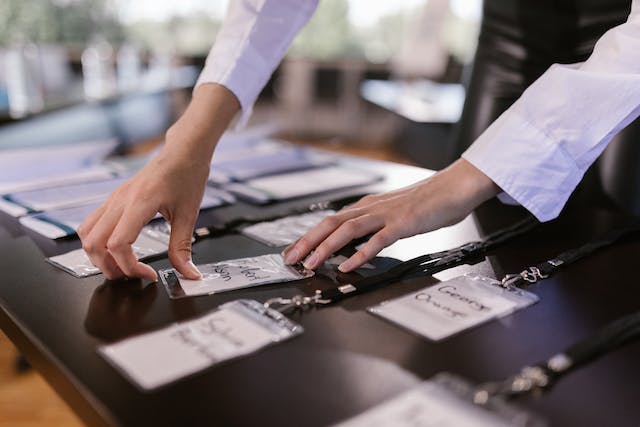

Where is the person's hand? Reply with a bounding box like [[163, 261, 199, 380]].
[[283, 159, 500, 272], [77, 148, 210, 281], [77, 83, 240, 281]]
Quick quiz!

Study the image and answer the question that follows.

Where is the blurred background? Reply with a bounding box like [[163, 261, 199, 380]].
[[0, 1, 482, 425], [0, 0, 482, 168]]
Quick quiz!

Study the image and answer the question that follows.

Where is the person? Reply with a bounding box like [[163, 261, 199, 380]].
[[78, 0, 640, 282]]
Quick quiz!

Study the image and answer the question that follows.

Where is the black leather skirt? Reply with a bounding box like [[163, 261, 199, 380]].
[[455, 0, 639, 214]]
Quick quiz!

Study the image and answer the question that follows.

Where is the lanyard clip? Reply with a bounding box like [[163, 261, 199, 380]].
[[264, 290, 332, 314], [473, 366, 551, 405], [500, 266, 549, 288]]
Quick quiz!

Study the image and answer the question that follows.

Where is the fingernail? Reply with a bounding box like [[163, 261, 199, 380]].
[[338, 259, 354, 272], [187, 260, 203, 280], [284, 247, 300, 265], [303, 252, 319, 270]]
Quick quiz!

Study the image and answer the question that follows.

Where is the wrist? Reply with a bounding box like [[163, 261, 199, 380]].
[[444, 158, 500, 210], [165, 83, 240, 160]]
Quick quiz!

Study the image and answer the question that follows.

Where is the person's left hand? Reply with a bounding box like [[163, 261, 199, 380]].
[[282, 159, 500, 272]]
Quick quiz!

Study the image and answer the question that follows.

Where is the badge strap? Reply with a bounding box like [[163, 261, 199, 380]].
[[265, 216, 539, 313], [474, 309, 640, 403], [500, 220, 640, 288]]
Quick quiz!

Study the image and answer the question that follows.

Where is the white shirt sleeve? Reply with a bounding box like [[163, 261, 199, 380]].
[[462, 1, 640, 222], [195, 0, 318, 126]]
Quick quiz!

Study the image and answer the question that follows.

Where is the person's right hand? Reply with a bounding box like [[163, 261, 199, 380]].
[[77, 145, 210, 282], [77, 83, 240, 282]]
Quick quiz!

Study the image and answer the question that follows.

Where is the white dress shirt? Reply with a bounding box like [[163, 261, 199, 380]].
[[197, 0, 640, 222]]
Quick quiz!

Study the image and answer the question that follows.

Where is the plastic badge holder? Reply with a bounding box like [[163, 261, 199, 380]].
[[369, 274, 539, 341], [224, 165, 381, 204], [22, 186, 233, 240], [160, 253, 314, 299], [47, 222, 174, 278], [19, 203, 103, 239], [209, 145, 335, 184], [99, 299, 303, 391], [334, 373, 546, 427], [241, 209, 335, 247], [0, 177, 128, 217]]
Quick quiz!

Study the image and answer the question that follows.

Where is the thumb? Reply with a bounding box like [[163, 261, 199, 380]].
[[168, 213, 202, 280]]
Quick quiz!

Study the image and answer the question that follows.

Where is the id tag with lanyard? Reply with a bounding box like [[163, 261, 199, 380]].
[[240, 209, 335, 247], [99, 299, 302, 390], [368, 274, 538, 341], [334, 373, 545, 427], [369, 220, 640, 341], [337, 308, 640, 427], [159, 254, 314, 299], [47, 221, 176, 278]]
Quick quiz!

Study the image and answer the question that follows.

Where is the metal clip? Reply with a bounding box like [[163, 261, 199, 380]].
[[500, 266, 549, 288], [523, 266, 548, 282], [264, 290, 331, 314], [500, 273, 524, 289], [473, 366, 550, 405]]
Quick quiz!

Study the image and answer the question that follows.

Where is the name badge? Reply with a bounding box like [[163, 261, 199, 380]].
[[99, 299, 303, 390], [369, 274, 538, 341], [241, 210, 335, 247], [159, 254, 314, 299], [335, 374, 545, 427], [47, 223, 173, 278]]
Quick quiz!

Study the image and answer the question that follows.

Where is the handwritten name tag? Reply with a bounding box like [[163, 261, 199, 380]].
[[241, 210, 335, 247], [335, 374, 543, 427], [99, 299, 303, 390], [369, 274, 538, 341], [159, 254, 314, 299]]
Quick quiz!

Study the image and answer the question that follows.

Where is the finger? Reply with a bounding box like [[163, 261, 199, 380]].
[[303, 214, 384, 270], [338, 227, 397, 272], [77, 202, 107, 239], [81, 205, 128, 279], [344, 194, 378, 210], [283, 209, 363, 265], [281, 238, 300, 260], [108, 206, 158, 281], [167, 210, 201, 280]]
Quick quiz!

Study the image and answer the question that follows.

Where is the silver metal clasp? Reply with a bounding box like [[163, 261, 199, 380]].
[[473, 366, 550, 405], [500, 266, 549, 288], [263, 290, 331, 314]]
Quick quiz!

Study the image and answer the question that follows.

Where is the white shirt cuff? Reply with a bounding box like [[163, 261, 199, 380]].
[[462, 111, 586, 222]]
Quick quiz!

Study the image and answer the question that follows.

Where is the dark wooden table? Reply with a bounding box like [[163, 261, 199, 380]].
[[1, 157, 639, 426]]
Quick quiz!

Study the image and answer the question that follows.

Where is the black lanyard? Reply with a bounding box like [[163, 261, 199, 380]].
[[265, 216, 539, 312], [267, 219, 640, 314], [474, 309, 640, 403], [499, 220, 640, 288], [193, 192, 369, 240]]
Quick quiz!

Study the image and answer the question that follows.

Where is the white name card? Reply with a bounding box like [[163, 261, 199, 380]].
[[369, 274, 538, 341], [100, 299, 302, 390]]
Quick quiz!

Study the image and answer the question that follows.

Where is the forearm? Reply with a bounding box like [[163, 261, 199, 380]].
[[463, 3, 640, 221], [195, 0, 318, 126], [163, 83, 240, 164]]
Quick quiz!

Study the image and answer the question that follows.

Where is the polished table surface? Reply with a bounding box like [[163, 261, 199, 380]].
[[0, 156, 639, 426]]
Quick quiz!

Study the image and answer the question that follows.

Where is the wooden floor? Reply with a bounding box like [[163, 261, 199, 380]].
[[0, 139, 415, 427], [0, 330, 83, 427]]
